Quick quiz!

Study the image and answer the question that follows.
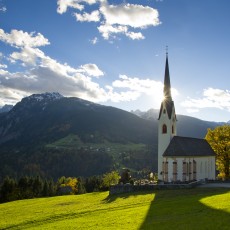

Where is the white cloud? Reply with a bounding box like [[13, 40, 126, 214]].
[[0, 29, 50, 48], [57, 0, 102, 14], [57, 0, 84, 14], [0, 86, 28, 106], [0, 68, 8, 75], [57, 0, 161, 40], [181, 88, 230, 112], [98, 24, 145, 40], [10, 46, 45, 66], [111, 74, 179, 103], [0, 27, 171, 108], [0, 6, 6, 12], [90, 37, 98, 44], [126, 31, 145, 40], [113, 75, 162, 94], [0, 28, 107, 104], [74, 10, 100, 22], [0, 63, 7, 68], [78, 63, 104, 77], [98, 24, 128, 39], [105, 85, 141, 102], [100, 3, 160, 28], [99, 3, 160, 39]]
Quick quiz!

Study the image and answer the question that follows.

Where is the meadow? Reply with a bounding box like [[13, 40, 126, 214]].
[[0, 187, 229, 229]]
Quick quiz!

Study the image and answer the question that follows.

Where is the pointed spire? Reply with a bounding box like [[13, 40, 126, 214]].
[[163, 48, 172, 101]]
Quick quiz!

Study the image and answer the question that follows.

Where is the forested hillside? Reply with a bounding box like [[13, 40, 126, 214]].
[[0, 93, 222, 181]]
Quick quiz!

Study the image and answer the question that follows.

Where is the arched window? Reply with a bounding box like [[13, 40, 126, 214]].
[[162, 124, 167, 134]]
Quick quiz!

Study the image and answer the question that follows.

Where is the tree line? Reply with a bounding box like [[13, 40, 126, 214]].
[[0, 171, 120, 203]]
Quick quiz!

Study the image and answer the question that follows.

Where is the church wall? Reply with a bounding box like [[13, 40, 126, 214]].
[[163, 156, 216, 182]]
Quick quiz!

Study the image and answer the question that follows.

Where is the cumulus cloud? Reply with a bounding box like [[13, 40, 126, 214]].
[[0, 86, 28, 106], [0, 28, 107, 104], [113, 75, 162, 94], [126, 31, 145, 40], [0, 29, 50, 48], [57, 0, 102, 14], [98, 24, 128, 40], [10, 47, 45, 66], [57, 0, 84, 14], [74, 10, 100, 22], [0, 27, 172, 108], [105, 85, 141, 102], [112, 74, 178, 98], [0, 63, 7, 68], [100, 3, 160, 28], [78, 63, 104, 77], [181, 88, 230, 112], [57, 0, 161, 40]]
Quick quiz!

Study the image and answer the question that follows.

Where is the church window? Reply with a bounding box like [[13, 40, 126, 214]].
[[162, 124, 167, 134], [165, 161, 168, 182], [173, 161, 177, 181], [205, 161, 207, 177], [182, 161, 186, 181], [189, 162, 192, 180], [193, 160, 197, 180], [162, 161, 168, 182]]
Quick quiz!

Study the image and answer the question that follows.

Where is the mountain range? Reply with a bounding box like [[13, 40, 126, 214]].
[[0, 93, 225, 181]]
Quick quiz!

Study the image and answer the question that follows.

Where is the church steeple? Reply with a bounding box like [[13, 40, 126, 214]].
[[163, 52, 172, 101], [158, 51, 174, 120], [157, 49, 177, 181]]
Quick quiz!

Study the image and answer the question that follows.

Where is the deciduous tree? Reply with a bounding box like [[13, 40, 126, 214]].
[[205, 125, 230, 180], [102, 171, 120, 189]]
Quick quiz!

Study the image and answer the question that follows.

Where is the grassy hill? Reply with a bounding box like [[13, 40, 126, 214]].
[[0, 188, 229, 229]]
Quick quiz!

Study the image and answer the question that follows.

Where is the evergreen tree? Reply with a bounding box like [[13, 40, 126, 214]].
[[0, 176, 17, 202], [77, 177, 86, 194], [32, 176, 43, 197]]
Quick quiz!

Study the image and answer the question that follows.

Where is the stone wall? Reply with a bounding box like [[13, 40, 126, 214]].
[[109, 181, 200, 195]]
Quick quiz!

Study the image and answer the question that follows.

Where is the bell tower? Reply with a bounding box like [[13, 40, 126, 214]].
[[158, 51, 177, 181]]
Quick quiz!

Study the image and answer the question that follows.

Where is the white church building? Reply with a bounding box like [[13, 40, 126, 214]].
[[158, 53, 216, 182]]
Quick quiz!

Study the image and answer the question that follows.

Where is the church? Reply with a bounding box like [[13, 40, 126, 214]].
[[157, 52, 216, 182]]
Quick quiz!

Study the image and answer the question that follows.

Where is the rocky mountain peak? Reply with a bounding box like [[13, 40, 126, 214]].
[[0, 104, 14, 113]]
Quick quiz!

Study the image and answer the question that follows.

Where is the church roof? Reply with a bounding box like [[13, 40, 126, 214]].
[[163, 136, 216, 157], [163, 54, 172, 101], [158, 100, 175, 119]]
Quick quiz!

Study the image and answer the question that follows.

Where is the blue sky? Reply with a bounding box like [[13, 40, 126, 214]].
[[0, 0, 230, 122]]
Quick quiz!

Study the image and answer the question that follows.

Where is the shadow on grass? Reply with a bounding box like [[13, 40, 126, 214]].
[[102, 190, 153, 203], [139, 187, 230, 230]]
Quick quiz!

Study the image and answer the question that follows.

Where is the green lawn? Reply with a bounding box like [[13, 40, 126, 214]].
[[0, 188, 229, 229]]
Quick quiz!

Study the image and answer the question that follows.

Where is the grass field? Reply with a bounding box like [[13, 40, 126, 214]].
[[0, 187, 230, 229]]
